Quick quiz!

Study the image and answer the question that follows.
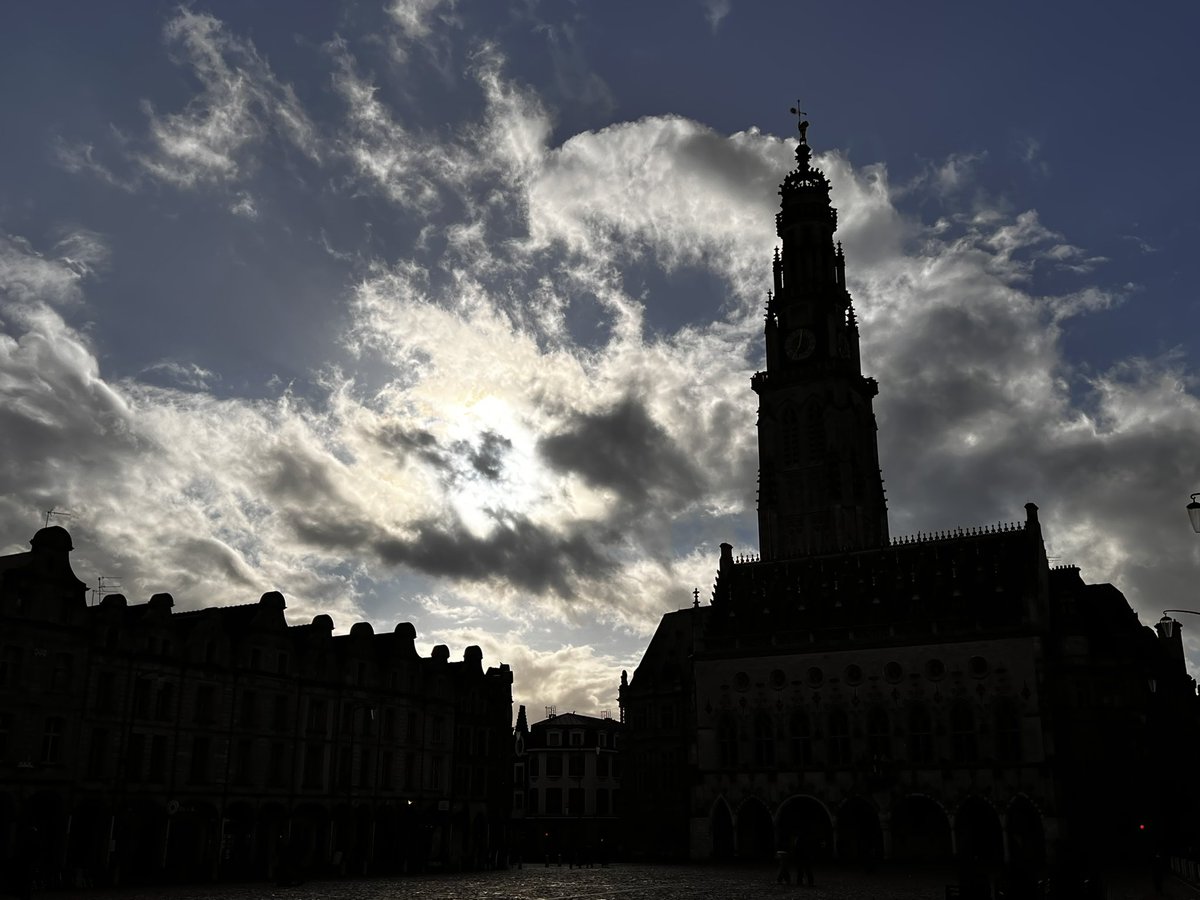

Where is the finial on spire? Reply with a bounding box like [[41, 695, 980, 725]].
[[789, 101, 809, 145]]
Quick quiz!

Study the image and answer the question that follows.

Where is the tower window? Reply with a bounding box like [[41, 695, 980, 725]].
[[806, 403, 825, 462], [781, 407, 802, 467]]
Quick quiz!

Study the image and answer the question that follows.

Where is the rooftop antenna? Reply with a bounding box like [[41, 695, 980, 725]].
[[44, 507, 74, 528], [600, 709, 611, 720], [545, 705, 556, 719], [91, 575, 122, 607]]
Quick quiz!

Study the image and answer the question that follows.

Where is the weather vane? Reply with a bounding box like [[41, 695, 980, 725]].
[[789, 100, 810, 143]]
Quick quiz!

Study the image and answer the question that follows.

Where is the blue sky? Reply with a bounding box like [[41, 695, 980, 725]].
[[2, 0, 1199, 714]]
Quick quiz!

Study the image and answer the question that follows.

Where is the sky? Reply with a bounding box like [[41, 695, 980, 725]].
[[2, 1, 1199, 719]]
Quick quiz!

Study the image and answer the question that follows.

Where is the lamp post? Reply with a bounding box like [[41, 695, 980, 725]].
[[1188, 493, 1200, 534]]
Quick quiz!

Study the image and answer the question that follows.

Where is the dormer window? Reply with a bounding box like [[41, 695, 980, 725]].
[[569, 731, 583, 747], [548, 731, 561, 747]]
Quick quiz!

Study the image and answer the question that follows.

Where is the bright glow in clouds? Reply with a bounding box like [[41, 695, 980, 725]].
[[3, 6, 1198, 718]]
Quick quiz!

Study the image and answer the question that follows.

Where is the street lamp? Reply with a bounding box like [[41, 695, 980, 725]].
[[1158, 610, 1200, 640], [1188, 493, 1200, 534]]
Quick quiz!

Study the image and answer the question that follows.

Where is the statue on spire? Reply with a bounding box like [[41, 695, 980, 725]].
[[789, 101, 809, 144]]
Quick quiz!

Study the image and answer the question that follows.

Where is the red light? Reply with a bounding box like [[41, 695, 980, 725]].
[[1139, 824, 1146, 831]]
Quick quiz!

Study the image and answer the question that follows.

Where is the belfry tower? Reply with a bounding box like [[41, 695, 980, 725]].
[[753, 115, 889, 559]]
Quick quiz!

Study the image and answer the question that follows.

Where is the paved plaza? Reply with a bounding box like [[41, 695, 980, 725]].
[[35, 862, 1200, 900]]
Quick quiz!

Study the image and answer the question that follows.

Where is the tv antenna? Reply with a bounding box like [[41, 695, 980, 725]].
[[91, 575, 122, 606], [44, 507, 74, 528]]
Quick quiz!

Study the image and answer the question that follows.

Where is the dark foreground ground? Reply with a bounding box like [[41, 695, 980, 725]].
[[30, 862, 1200, 900]]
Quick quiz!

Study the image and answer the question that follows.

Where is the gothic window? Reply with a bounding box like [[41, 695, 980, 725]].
[[781, 407, 802, 467], [951, 701, 978, 764], [828, 709, 851, 766], [909, 704, 933, 765], [790, 710, 813, 767], [753, 712, 775, 767], [995, 699, 1022, 762], [806, 402, 825, 462], [718, 714, 738, 768], [867, 706, 891, 760]]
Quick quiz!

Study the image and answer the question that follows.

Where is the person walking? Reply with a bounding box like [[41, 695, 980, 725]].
[[792, 833, 813, 887]]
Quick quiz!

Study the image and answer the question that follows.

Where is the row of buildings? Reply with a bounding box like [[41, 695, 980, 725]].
[[0, 525, 516, 884]]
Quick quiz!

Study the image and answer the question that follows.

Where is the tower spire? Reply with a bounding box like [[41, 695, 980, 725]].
[[751, 111, 889, 559]]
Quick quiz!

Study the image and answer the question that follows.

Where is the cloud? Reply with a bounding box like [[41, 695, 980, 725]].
[[702, 0, 733, 32], [134, 9, 320, 188], [11, 16, 1200, 710]]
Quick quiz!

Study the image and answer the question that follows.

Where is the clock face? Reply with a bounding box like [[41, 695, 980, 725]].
[[785, 328, 816, 360]]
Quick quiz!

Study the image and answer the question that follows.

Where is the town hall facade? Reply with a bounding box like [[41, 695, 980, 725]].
[[619, 117, 1198, 869]]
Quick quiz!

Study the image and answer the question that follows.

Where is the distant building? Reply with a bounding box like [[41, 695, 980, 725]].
[[0, 525, 514, 885], [512, 708, 621, 865], [619, 117, 1200, 867]]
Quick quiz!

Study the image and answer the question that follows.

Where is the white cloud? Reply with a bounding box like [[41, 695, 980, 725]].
[[135, 9, 320, 188]]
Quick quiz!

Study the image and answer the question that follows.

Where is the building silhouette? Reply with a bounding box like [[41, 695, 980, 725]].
[[619, 117, 1200, 869], [511, 708, 621, 866], [0, 525, 514, 886]]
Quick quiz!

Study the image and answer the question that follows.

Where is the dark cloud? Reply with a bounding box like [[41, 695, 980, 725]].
[[538, 396, 704, 508], [462, 430, 511, 480], [374, 517, 616, 598]]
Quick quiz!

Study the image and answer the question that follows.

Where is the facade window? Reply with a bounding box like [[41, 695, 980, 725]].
[[790, 710, 813, 766], [995, 700, 1022, 762], [568, 753, 584, 777], [133, 677, 152, 718], [194, 684, 215, 724], [189, 736, 210, 783], [381, 751, 393, 789], [307, 699, 327, 734], [148, 735, 167, 783], [407, 712, 418, 744], [569, 730, 584, 746], [273, 695, 290, 732], [126, 733, 145, 783], [41, 716, 65, 764], [548, 731, 561, 747], [528, 755, 539, 777], [547, 754, 563, 777], [431, 716, 444, 746], [867, 706, 891, 760], [156, 682, 176, 721], [303, 743, 324, 788], [0, 712, 11, 761], [267, 742, 286, 786], [546, 787, 562, 814], [567, 787, 584, 815], [909, 705, 933, 765], [240, 690, 258, 728], [50, 652, 73, 690], [513, 790, 524, 811], [951, 702, 978, 764], [234, 738, 253, 784], [753, 712, 776, 767], [87, 727, 108, 778], [95, 670, 115, 713], [360, 749, 373, 787], [828, 709, 851, 766], [596, 754, 610, 777], [0, 646, 23, 688], [404, 752, 416, 789], [598, 733, 608, 748], [596, 788, 610, 815], [718, 714, 738, 768], [431, 757, 443, 790], [383, 708, 396, 740]]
